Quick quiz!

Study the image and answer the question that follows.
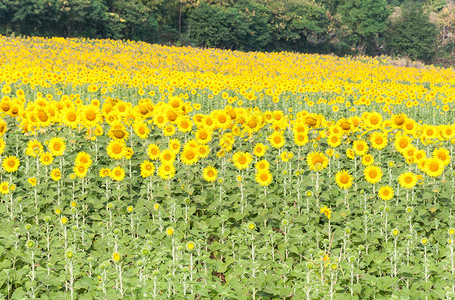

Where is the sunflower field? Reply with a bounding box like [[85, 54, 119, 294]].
[[1, 35, 455, 299]]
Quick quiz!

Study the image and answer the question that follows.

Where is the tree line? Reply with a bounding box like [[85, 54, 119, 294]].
[[1, 0, 454, 64]]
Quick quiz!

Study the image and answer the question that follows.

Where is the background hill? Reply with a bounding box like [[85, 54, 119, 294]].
[[1, 0, 454, 66]]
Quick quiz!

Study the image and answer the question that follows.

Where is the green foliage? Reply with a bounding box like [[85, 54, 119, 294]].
[[338, 0, 390, 54], [386, 3, 438, 62], [264, 0, 329, 52], [187, 1, 270, 51]]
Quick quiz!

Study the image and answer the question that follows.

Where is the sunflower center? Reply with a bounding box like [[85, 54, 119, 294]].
[[68, 112, 77, 122], [238, 156, 247, 164], [340, 175, 349, 184], [86, 110, 96, 121], [429, 162, 439, 172], [112, 144, 122, 154], [312, 156, 323, 165]]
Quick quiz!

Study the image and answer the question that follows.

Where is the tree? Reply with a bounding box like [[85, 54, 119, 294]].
[[386, 2, 438, 62], [338, 0, 390, 54]]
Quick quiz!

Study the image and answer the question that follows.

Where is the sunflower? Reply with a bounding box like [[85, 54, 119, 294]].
[[158, 162, 176, 180], [73, 163, 88, 178], [140, 160, 155, 178], [203, 166, 218, 182], [28, 177, 37, 186], [3, 156, 20, 173], [133, 121, 150, 139], [160, 149, 176, 164], [391, 113, 406, 129], [108, 122, 129, 140], [197, 144, 210, 159], [0, 182, 9, 194], [181, 147, 198, 165], [40, 152, 54, 166], [195, 128, 212, 144], [48, 137, 66, 156], [177, 116, 193, 133], [361, 154, 374, 166], [424, 157, 444, 178], [81, 105, 101, 128], [306, 151, 328, 171], [353, 139, 369, 156], [280, 151, 291, 162], [255, 170, 273, 186], [253, 143, 267, 157], [327, 133, 342, 148], [99, 168, 111, 178], [232, 151, 253, 170], [369, 132, 388, 150], [256, 159, 270, 171], [394, 134, 412, 153], [432, 147, 451, 166], [62, 108, 79, 129], [163, 125, 176, 137], [335, 169, 353, 189], [268, 131, 286, 149], [365, 111, 382, 129], [111, 166, 126, 181], [26, 139, 43, 157], [294, 132, 309, 146], [75, 151, 92, 167], [50, 168, 62, 181], [364, 165, 382, 184], [320, 205, 331, 219], [398, 172, 418, 189], [169, 138, 181, 154], [378, 186, 394, 201], [147, 143, 161, 160]]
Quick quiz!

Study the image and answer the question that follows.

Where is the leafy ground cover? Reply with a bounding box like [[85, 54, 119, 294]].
[[0, 36, 455, 299]]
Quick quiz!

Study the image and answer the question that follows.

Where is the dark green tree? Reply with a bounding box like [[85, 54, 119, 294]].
[[338, 0, 390, 54], [386, 2, 438, 62]]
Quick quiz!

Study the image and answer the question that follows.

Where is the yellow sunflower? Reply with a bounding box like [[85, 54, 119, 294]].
[[168, 138, 181, 154], [335, 169, 353, 189], [203, 166, 218, 182], [364, 166, 382, 184], [140, 160, 155, 178], [160, 149, 176, 164], [50, 168, 62, 181], [0, 181, 9, 194], [432, 147, 451, 166], [256, 159, 270, 171], [268, 131, 286, 149], [353, 139, 369, 156], [73, 163, 88, 178], [48, 137, 66, 156], [181, 147, 198, 165], [99, 168, 111, 178], [370, 132, 388, 150], [147, 143, 161, 160], [3, 156, 20, 173], [75, 151, 92, 167], [306, 151, 328, 171], [327, 134, 342, 148], [106, 139, 126, 160], [40, 152, 54, 166], [398, 172, 418, 189], [378, 186, 394, 201], [233, 151, 253, 170], [424, 157, 444, 178], [111, 166, 126, 181], [158, 162, 176, 180], [255, 170, 273, 186]]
